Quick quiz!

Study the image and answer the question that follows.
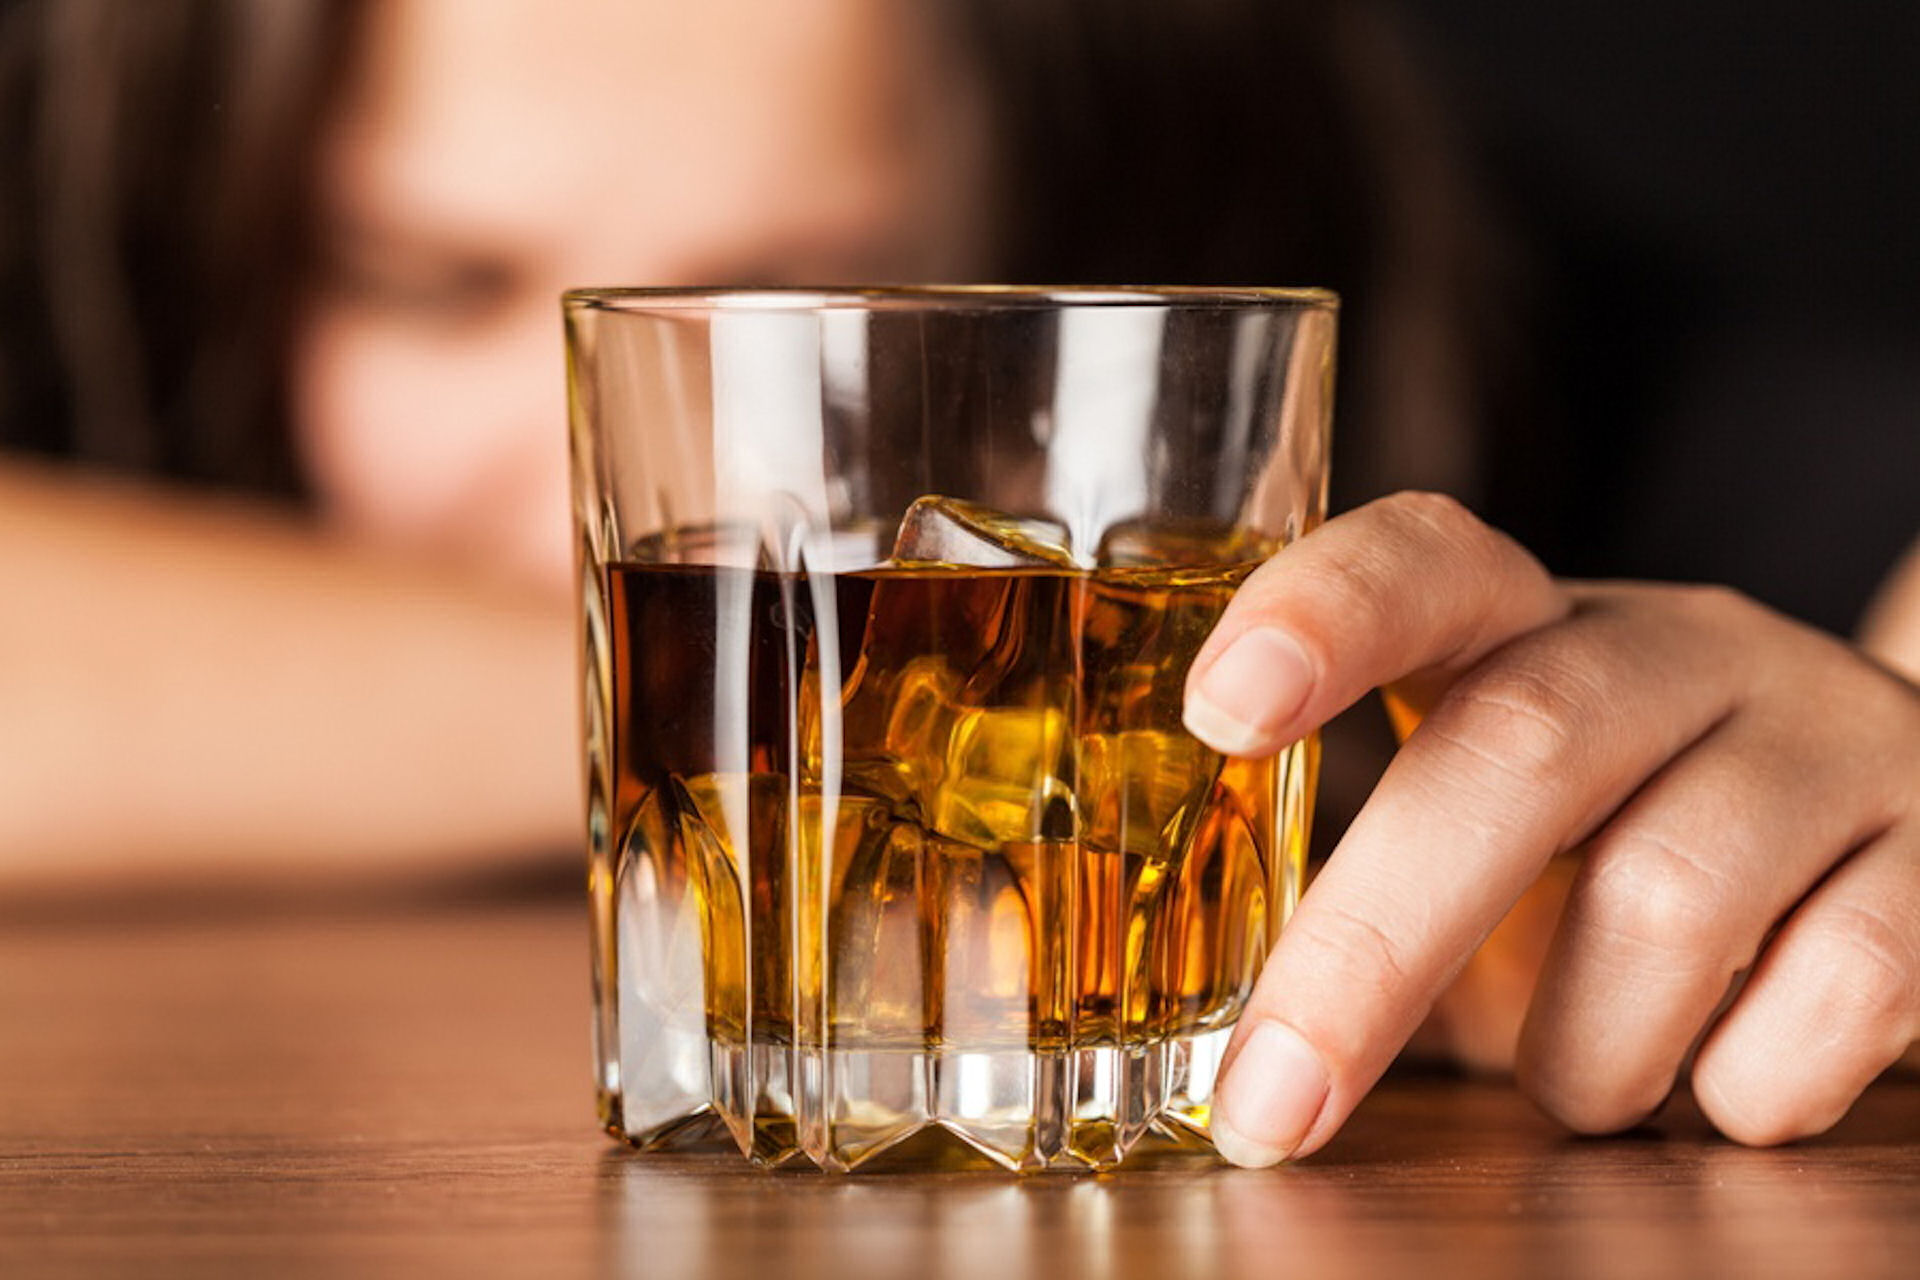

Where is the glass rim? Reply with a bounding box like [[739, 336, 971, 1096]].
[[561, 283, 1339, 314]]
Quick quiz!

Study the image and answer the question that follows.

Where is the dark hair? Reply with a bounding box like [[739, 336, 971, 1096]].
[[0, 0, 1510, 509], [0, 0, 358, 495], [947, 0, 1520, 511]]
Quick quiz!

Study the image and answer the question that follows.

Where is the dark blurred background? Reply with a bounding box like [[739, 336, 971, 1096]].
[[1396, 0, 1919, 636]]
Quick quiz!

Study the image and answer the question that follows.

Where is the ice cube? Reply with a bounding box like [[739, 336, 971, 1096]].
[[1076, 729, 1220, 861], [846, 655, 961, 809], [927, 703, 1077, 848], [1093, 516, 1275, 569], [837, 651, 1078, 850], [891, 495, 1078, 569], [835, 497, 1083, 852]]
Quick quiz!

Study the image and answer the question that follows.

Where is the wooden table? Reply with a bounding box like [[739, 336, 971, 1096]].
[[3, 882, 1917, 1278]]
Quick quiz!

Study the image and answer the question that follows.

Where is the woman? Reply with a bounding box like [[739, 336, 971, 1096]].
[[1, 0, 1914, 1162], [0, 0, 993, 886]]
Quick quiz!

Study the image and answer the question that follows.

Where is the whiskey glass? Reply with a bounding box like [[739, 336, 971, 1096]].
[[566, 286, 1334, 1171]]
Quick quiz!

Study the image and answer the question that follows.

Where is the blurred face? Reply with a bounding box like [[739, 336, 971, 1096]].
[[296, 0, 988, 592]]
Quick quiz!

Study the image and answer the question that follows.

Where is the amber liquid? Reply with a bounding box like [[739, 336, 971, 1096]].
[[607, 559, 1306, 1058]]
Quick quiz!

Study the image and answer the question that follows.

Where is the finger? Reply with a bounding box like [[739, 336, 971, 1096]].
[[1183, 491, 1566, 757], [1691, 822, 1920, 1145], [1517, 691, 1902, 1134], [1209, 584, 1750, 1167], [1419, 854, 1579, 1073]]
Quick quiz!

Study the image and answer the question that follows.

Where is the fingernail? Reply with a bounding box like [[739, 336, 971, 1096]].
[[1212, 1020, 1330, 1168], [1183, 627, 1314, 755]]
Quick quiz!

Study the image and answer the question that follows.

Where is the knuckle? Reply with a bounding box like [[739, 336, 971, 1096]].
[[1379, 491, 1506, 574], [1282, 557, 1394, 659], [1668, 581, 1767, 633], [1573, 831, 1743, 965], [1787, 902, 1919, 1034], [1425, 664, 1589, 793], [1370, 491, 1557, 643], [1692, 897, 1920, 1148], [1404, 489, 1522, 555], [1377, 489, 1480, 539]]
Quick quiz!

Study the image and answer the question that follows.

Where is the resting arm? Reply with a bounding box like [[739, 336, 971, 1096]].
[[0, 462, 579, 892]]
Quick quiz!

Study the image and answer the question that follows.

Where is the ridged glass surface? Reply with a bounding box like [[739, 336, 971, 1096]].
[[587, 545, 1313, 1171], [567, 287, 1334, 1171]]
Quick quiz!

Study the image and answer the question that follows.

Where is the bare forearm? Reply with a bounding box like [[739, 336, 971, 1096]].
[[0, 464, 580, 889]]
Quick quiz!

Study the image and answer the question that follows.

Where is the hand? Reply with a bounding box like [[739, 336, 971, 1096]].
[[1184, 492, 1920, 1165]]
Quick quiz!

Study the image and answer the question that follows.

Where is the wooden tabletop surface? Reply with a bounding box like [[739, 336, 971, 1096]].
[[3, 881, 1916, 1279]]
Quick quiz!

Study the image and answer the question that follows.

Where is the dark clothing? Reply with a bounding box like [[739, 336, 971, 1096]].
[[1401, 0, 1920, 635]]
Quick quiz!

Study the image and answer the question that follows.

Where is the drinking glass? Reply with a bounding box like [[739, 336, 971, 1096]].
[[567, 286, 1334, 1171]]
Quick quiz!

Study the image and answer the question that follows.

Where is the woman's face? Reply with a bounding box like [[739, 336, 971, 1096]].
[[295, 0, 987, 592]]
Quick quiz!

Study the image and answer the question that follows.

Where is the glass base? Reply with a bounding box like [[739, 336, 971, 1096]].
[[606, 1027, 1231, 1173]]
